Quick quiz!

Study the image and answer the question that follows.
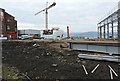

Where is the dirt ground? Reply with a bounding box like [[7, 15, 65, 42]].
[[2, 40, 120, 80]]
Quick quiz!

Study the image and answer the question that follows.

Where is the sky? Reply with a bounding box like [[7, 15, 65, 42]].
[[0, 0, 119, 32]]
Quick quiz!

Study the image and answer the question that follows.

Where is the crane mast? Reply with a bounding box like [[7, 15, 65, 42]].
[[46, 2, 48, 31]]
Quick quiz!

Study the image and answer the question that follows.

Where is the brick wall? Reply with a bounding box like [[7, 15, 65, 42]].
[[0, 8, 17, 40]]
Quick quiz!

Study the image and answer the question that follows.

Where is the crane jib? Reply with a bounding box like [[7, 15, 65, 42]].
[[35, 2, 56, 15], [34, 2, 56, 31]]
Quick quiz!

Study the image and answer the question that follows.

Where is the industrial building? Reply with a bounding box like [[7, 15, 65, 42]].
[[68, 1, 120, 56], [18, 29, 41, 39], [18, 28, 65, 40], [42, 28, 65, 40], [0, 8, 17, 40], [97, 1, 120, 40]]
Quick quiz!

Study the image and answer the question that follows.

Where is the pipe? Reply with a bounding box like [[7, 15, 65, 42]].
[[78, 54, 120, 63], [24, 74, 32, 81], [110, 69, 113, 79], [108, 65, 118, 77], [82, 65, 88, 75], [91, 64, 99, 73]]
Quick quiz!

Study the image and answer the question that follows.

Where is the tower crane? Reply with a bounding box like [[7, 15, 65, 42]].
[[35, 2, 56, 32]]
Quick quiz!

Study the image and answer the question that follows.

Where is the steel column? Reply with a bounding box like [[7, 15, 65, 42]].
[[107, 23, 109, 39], [98, 27, 100, 39], [100, 27, 102, 38], [111, 21, 114, 39], [98, 8, 118, 40], [118, 9, 120, 41], [104, 24, 106, 39]]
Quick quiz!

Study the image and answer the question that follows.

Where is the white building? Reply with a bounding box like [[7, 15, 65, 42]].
[[41, 29, 65, 40], [18, 28, 65, 40]]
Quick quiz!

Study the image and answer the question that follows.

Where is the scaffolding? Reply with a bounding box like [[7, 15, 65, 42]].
[[97, 1, 120, 40]]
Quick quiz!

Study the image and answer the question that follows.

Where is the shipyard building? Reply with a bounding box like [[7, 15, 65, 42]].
[[18, 28, 65, 40], [0, 8, 17, 40], [97, 1, 120, 40]]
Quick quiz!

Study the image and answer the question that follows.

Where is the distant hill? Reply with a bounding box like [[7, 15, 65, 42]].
[[70, 31, 98, 38]]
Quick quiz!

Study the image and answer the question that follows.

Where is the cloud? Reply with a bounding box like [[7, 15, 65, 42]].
[[17, 22, 44, 30], [18, 22, 67, 32], [0, 0, 119, 32]]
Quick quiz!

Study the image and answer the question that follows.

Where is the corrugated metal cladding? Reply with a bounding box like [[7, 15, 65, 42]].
[[18, 29, 42, 35], [0, 8, 17, 40]]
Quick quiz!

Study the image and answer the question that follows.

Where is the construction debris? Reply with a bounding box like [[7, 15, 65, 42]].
[[81, 61, 86, 64], [33, 43, 37, 46], [60, 44, 69, 48], [55, 69, 58, 72], [110, 69, 113, 79], [78, 54, 120, 62], [67, 54, 71, 56], [82, 65, 88, 75], [91, 64, 99, 73], [24, 74, 32, 81], [108, 65, 118, 77], [35, 56, 40, 59], [52, 64, 58, 67]]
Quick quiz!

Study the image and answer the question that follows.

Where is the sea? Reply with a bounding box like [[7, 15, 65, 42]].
[[67, 32, 118, 39], [68, 32, 98, 39]]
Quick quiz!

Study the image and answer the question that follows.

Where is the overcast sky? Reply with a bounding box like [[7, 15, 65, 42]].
[[0, 0, 119, 32]]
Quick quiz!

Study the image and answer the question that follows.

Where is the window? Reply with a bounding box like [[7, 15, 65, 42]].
[[7, 26, 10, 30], [15, 24, 17, 27], [7, 19, 10, 22], [1, 11, 3, 16], [43, 30, 53, 35], [15, 28, 17, 31], [1, 34, 3, 37]]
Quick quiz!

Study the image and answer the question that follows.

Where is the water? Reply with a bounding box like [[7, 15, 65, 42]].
[[69, 32, 98, 39]]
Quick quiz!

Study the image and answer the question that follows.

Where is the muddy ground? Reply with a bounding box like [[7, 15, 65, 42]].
[[2, 40, 120, 80]]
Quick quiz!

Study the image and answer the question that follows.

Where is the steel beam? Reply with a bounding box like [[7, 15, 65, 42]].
[[70, 42, 120, 55], [107, 23, 109, 39]]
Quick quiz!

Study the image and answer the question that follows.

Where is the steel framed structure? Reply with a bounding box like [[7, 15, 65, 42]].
[[97, 2, 120, 40]]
